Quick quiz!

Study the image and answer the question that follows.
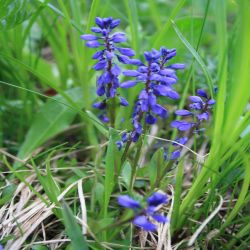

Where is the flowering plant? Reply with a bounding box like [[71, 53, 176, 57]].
[[81, 16, 216, 233]]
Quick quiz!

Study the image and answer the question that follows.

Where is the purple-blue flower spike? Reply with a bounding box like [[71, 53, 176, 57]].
[[80, 17, 136, 125], [117, 47, 184, 147], [168, 89, 216, 160], [117, 191, 168, 232]]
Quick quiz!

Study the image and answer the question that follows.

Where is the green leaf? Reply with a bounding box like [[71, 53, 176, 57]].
[[94, 182, 104, 207], [121, 161, 132, 188], [0, 184, 16, 206], [0, 0, 31, 30], [61, 201, 89, 250], [148, 148, 165, 187], [103, 128, 120, 217], [17, 88, 84, 162], [31, 158, 61, 217], [32, 245, 50, 250]]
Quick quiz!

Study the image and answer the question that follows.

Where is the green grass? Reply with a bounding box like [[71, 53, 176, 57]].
[[0, 0, 249, 249]]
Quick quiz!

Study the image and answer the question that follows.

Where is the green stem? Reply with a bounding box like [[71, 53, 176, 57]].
[[121, 139, 132, 166], [109, 97, 116, 128], [153, 160, 174, 189], [129, 139, 143, 191]]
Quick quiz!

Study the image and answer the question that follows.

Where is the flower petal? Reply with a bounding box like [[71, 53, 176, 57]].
[[118, 195, 141, 209], [91, 27, 102, 33], [171, 121, 192, 131], [152, 214, 168, 223], [147, 192, 168, 207], [171, 150, 181, 160], [123, 70, 140, 77], [93, 60, 106, 70], [207, 99, 216, 105], [112, 32, 127, 43], [116, 141, 123, 150], [110, 19, 120, 29], [175, 109, 192, 116], [120, 97, 129, 106], [92, 101, 106, 110], [133, 216, 157, 231], [196, 112, 209, 121], [111, 64, 121, 76], [169, 63, 185, 70], [80, 34, 98, 41], [197, 89, 208, 98], [151, 104, 168, 118], [145, 114, 157, 125], [120, 80, 137, 88], [118, 47, 135, 57], [189, 95, 203, 103], [86, 40, 101, 48]]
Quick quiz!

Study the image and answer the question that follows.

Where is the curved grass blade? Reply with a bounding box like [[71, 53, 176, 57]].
[[152, 0, 186, 48], [124, 0, 140, 55], [171, 20, 214, 97]]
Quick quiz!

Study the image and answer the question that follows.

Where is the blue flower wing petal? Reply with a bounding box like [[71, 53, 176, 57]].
[[152, 214, 168, 223], [117, 195, 141, 209], [133, 215, 157, 231]]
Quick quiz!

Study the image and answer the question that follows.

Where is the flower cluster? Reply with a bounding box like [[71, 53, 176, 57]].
[[81, 17, 138, 122], [167, 89, 216, 159], [118, 191, 168, 231], [116, 48, 184, 147]]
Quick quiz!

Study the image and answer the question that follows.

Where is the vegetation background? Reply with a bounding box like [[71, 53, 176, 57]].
[[0, 0, 249, 249]]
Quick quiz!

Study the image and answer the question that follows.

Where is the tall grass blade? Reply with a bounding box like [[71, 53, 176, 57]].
[[172, 20, 214, 96]]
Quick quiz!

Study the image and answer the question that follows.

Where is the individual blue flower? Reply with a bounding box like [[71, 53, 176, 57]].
[[172, 137, 189, 146], [171, 120, 193, 131], [118, 191, 168, 232], [170, 150, 181, 160], [147, 192, 168, 207], [81, 17, 136, 122]]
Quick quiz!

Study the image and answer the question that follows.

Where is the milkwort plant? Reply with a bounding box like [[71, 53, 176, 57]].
[[80, 17, 139, 126], [117, 47, 185, 147], [167, 89, 216, 160], [81, 17, 215, 233]]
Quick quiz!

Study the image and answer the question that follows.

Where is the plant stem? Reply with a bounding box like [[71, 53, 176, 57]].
[[109, 97, 116, 128], [129, 138, 143, 191], [121, 139, 132, 166]]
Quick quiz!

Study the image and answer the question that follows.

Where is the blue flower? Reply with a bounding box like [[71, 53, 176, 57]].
[[81, 17, 136, 122], [147, 192, 168, 207], [169, 89, 216, 160], [172, 89, 216, 132], [117, 47, 184, 146], [171, 121, 193, 131], [118, 191, 169, 231]]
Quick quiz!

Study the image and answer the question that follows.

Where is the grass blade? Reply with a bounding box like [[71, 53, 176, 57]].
[[172, 20, 214, 96]]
